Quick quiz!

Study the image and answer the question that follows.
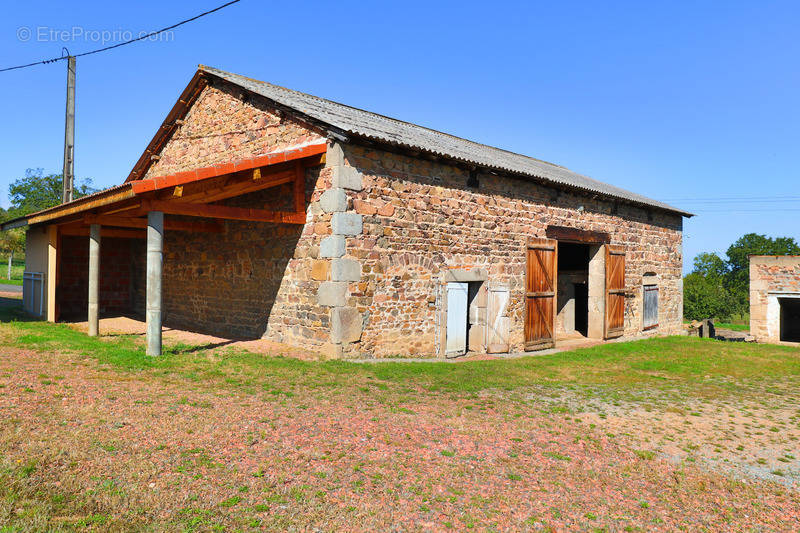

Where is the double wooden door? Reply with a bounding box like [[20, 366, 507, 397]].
[[524, 239, 626, 349]]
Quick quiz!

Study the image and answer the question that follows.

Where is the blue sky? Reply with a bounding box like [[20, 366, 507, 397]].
[[1, 1, 798, 271]]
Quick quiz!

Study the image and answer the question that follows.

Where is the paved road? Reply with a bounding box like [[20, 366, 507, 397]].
[[0, 284, 22, 293]]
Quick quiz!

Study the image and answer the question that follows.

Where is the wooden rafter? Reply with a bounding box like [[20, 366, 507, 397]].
[[142, 200, 306, 224], [82, 215, 224, 233], [60, 226, 146, 239], [167, 168, 296, 205]]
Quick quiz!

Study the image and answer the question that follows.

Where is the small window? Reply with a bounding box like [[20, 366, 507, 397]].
[[643, 284, 658, 330]]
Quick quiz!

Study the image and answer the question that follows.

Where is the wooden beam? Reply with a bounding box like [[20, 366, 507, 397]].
[[142, 200, 306, 224], [129, 141, 327, 192], [27, 186, 136, 226], [170, 168, 295, 204], [60, 226, 146, 239], [100, 201, 142, 216], [545, 225, 610, 244], [82, 215, 224, 233]]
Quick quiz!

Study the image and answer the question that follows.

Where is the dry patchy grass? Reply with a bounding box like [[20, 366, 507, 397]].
[[0, 303, 799, 531]]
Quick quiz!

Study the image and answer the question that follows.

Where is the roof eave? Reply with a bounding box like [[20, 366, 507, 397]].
[[1, 217, 30, 231], [345, 132, 694, 218]]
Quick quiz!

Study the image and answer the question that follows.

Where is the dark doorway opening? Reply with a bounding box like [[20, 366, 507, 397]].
[[780, 298, 800, 342], [574, 282, 588, 336], [556, 242, 590, 338]]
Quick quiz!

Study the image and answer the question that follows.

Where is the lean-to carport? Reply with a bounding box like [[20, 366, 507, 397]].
[[4, 141, 325, 355]]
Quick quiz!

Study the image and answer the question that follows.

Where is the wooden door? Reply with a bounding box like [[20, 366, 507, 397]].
[[605, 245, 626, 339], [525, 238, 558, 350], [487, 286, 510, 353]]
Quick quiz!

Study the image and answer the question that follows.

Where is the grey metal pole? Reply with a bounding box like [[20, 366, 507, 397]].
[[87, 224, 100, 337], [146, 211, 164, 356], [7, 252, 11, 280], [62, 56, 76, 204]]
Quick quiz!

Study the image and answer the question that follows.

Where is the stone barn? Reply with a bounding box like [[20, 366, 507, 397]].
[[3, 66, 691, 358], [750, 255, 800, 343]]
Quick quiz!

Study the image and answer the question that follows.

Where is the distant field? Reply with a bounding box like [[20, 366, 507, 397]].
[[717, 322, 750, 332], [0, 257, 24, 286]]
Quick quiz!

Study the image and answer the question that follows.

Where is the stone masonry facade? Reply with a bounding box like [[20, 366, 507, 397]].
[[58, 236, 136, 319], [144, 80, 324, 180], [128, 79, 684, 358], [749, 256, 800, 342], [336, 144, 684, 357]]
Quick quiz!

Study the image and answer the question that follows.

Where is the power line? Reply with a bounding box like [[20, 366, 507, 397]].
[[670, 199, 800, 205], [662, 195, 800, 202], [690, 208, 800, 213], [0, 0, 242, 73]]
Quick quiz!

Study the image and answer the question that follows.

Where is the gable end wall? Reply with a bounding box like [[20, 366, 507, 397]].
[[128, 82, 335, 353], [143, 81, 325, 179], [749, 256, 800, 342]]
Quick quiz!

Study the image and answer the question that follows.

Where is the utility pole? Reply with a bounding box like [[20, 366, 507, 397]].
[[62, 56, 75, 203]]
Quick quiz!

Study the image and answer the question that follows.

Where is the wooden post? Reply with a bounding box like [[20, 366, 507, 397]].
[[87, 224, 100, 336], [46, 226, 58, 322], [146, 211, 164, 356]]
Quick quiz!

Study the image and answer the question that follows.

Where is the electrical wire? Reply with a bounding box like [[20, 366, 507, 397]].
[[0, 0, 242, 73]]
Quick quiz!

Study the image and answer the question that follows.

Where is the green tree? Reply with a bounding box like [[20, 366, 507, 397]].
[[7, 168, 96, 219], [683, 252, 732, 321], [691, 252, 728, 279], [683, 271, 731, 321], [0, 207, 25, 280]]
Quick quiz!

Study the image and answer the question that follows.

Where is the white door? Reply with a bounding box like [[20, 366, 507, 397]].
[[487, 286, 510, 353], [446, 282, 468, 356]]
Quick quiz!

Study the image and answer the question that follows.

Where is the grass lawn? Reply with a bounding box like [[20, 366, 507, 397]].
[[0, 301, 798, 530], [716, 322, 750, 332]]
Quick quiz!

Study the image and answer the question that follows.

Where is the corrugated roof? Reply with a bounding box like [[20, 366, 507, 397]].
[[200, 65, 691, 217]]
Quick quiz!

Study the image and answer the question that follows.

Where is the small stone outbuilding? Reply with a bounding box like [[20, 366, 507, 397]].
[[750, 256, 800, 343], [4, 66, 691, 358]]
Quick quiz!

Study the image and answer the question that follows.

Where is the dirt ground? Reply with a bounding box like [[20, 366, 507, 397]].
[[1, 346, 798, 531], [67, 316, 319, 360], [66, 316, 604, 363], [524, 384, 800, 488]]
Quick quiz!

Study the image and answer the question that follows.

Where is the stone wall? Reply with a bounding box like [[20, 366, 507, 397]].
[[58, 236, 136, 319], [144, 80, 325, 179], [749, 256, 800, 342], [128, 170, 332, 348], [329, 143, 684, 358]]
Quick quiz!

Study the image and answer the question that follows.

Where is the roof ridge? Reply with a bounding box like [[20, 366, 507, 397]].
[[197, 65, 690, 217], [200, 65, 569, 170]]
